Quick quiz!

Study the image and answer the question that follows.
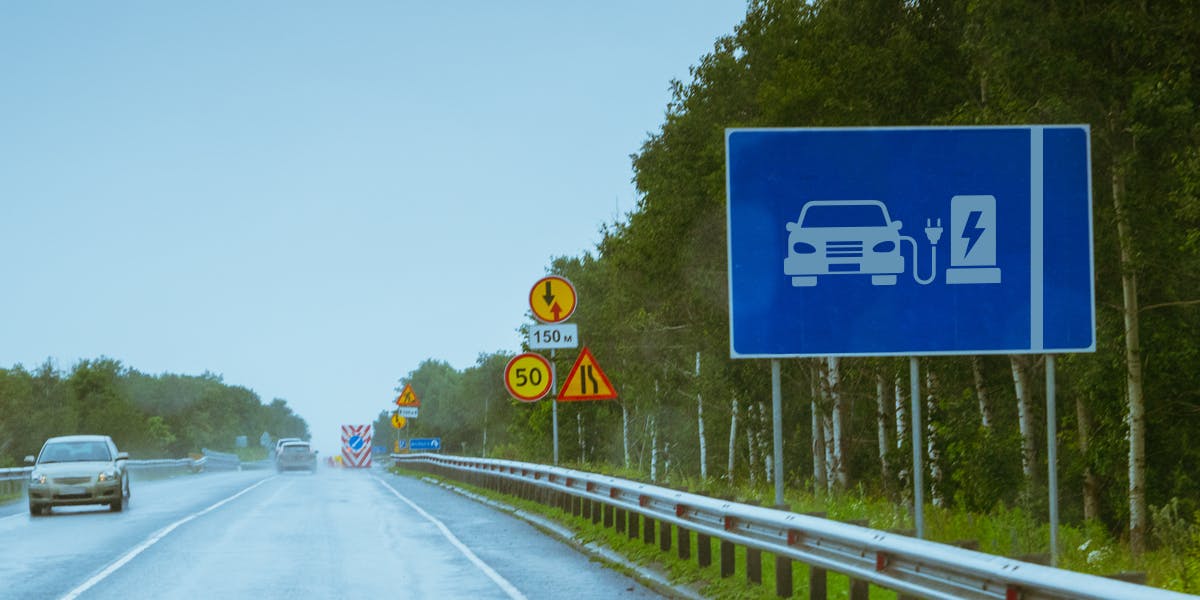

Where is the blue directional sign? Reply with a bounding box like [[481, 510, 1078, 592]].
[[409, 438, 442, 451], [726, 126, 1094, 357]]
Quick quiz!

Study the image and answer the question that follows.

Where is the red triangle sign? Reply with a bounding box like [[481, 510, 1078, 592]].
[[557, 347, 617, 401]]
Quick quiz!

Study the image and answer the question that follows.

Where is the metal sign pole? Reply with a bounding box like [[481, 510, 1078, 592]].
[[771, 359, 785, 507], [552, 349, 559, 465], [1047, 354, 1059, 566], [910, 357, 925, 539]]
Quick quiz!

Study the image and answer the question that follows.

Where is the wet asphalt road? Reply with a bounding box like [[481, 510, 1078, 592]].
[[0, 467, 663, 600]]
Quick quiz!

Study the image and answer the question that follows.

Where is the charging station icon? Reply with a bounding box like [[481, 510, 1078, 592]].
[[782, 195, 1001, 287], [946, 195, 1001, 284]]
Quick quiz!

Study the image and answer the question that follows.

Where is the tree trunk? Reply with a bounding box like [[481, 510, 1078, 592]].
[[747, 402, 759, 487], [875, 370, 893, 491], [1075, 394, 1100, 522], [758, 402, 773, 484], [650, 415, 658, 482], [820, 355, 849, 492], [622, 402, 630, 469], [811, 361, 827, 494], [925, 365, 943, 507], [727, 394, 739, 482], [1113, 163, 1147, 555], [972, 356, 993, 430], [695, 352, 707, 480], [1011, 355, 1037, 483], [577, 412, 584, 461]]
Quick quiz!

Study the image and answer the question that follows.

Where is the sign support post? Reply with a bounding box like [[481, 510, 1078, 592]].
[[551, 349, 559, 465], [771, 360, 784, 507], [1047, 355, 1059, 565], [910, 357, 925, 539]]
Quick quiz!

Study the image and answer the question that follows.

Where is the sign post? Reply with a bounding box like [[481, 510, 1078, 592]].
[[726, 126, 1095, 552]]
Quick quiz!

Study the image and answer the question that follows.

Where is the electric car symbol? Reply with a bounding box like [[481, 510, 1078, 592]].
[[784, 200, 905, 287]]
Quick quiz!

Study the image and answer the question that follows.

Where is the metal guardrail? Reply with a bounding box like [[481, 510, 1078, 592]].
[[393, 453, 1194, 600], [0, 452, 238, 497], [199, 448, 241, 471]]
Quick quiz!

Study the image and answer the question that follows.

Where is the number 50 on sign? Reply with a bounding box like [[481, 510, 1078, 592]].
[[504, 353, 553, 402]]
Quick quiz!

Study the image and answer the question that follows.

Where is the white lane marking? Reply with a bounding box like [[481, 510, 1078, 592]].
[[373, 475, 527, 600], [59, 477, 275, 600], [0, 513, 23, 523]]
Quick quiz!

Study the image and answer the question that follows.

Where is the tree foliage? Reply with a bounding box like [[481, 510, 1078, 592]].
[[0, 359, 308, 464], [391, 0, 1200, 556]]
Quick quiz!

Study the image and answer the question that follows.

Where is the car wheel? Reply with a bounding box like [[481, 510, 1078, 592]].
[[792, 276, 818, 287], [871, 274, 898, 286], [29, 502, 44, 517]]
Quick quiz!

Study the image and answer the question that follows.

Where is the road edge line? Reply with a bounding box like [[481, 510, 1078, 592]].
[[371, 474, 528, 600], [408, 473, 703, 600]]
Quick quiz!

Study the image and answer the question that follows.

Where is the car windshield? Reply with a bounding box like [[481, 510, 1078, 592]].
[[801, 204, 889, 228], [39, 441, 111, 463]]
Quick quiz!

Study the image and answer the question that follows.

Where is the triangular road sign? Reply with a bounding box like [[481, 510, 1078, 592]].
[[396, 383, 420, 407], [557, 347, 617, 401]]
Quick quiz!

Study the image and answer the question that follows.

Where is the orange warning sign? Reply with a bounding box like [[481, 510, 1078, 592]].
[[557, 347, 617, 401], [396, 383, 420, 407]]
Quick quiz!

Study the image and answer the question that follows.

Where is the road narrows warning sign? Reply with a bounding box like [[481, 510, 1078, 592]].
[[557, 347, 616, 401]]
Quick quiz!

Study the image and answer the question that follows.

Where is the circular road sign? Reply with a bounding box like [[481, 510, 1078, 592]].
[[529, 276, 577, 323], [391, 413, 407, 429], [504, 352, 554, 402]]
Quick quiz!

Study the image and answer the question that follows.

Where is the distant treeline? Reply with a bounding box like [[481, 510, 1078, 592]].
[[0, 358, 309, 466], [383, 0, 1200, 558]]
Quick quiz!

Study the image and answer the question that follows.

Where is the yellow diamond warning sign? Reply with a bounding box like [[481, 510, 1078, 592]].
[[557, 347, 616, 401]]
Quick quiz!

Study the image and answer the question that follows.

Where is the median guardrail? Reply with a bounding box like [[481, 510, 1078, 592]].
[[199, 448, 241, 471], [0, 451, 237, 498], [393, 453, 1192, 600]]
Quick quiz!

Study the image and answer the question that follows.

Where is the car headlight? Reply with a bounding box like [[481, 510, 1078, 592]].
[[31, 472, 46, 485], [873, 240, 897, 253], [98, 470, 118, 482], [792, 241, 817, 255]]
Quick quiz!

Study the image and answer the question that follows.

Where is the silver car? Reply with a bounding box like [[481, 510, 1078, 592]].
[[275, 441, 317, 473], [26, 435, 131, 515]]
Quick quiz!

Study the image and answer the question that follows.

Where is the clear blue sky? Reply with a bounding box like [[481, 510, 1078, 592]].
[[0, 2, 748, 455]]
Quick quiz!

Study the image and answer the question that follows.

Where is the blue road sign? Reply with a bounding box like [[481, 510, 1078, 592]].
[[409, 438, 441, 451], [726, 126, 1094, 357]]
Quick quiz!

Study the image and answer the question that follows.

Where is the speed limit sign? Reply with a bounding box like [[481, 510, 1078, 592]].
[[504, 353, 553, 402]]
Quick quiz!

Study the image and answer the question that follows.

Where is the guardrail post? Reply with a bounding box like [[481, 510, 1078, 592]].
[[698, 533, 712, 567], [643, 515, 655, 545], [615, 507, 626, 534], [847, 519, 870, 599], [809, 565, 826, 600], [592, 500, 602, 524], [628, 511, 640, 540], [720, 540, 735, 578], [605, 504, 614, 529], [659, 521, 672, 552], [747, 547, 762, 585], [775, 555, 793, 598]]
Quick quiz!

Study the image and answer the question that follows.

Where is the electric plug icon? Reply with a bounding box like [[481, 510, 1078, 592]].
[[924, 218, 943, 245]]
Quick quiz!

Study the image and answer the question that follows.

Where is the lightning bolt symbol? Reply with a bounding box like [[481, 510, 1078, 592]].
[[962, 210, 985, 257]]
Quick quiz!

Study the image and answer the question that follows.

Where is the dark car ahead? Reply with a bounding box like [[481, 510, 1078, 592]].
[[275, 441, 317, 473], [26, 435, 130, 515]]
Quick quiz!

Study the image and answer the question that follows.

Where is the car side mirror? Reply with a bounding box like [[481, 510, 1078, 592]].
[[891, 220, 903, 230], [785, 222, 798, 232], [116, 452, 129, 461], [24, 455, 35, 465]]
